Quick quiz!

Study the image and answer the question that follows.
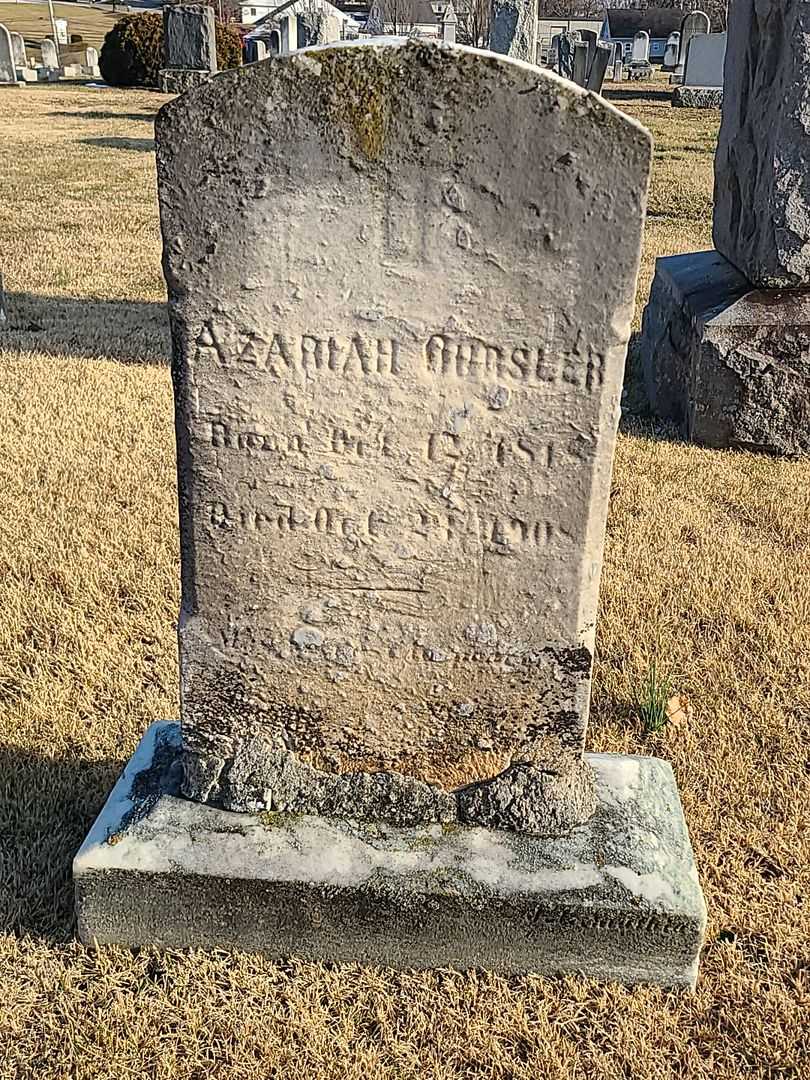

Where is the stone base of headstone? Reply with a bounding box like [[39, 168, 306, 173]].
[[639, 250, 810, 456], [16, 67, 37, 82], [159, 67, 213, 94], [74, 723, 706, 988], [672, 86, 722, 108], [669, 72, 684, 84]]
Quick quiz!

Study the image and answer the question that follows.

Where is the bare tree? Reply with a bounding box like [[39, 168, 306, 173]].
[[369, 0, 422, 35], [458, 0, 490, 47]]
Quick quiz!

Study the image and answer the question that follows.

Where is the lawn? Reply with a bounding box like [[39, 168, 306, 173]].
[[0, 78, 808, 1080], [0, 1, 119, 61]]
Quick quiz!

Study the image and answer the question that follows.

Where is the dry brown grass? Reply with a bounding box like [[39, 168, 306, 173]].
[[0, 1, 118, 59], [0, 84, 808, 1080]]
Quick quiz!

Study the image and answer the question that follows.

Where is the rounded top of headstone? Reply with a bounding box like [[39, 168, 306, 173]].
[[157, 39, 651, 159]]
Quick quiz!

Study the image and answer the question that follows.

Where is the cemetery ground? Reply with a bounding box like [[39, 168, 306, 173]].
[[0, 83, 808, 1080], [0, 1, 117, 62]]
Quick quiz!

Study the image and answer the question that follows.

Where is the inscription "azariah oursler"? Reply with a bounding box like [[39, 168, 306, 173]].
[[192, 321, 605, 391]]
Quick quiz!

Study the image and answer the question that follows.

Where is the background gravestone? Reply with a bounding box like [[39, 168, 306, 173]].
[[489, 0, 537, 64], [714, 0, 810, 288], [156, 41, 651, 830], [163, 3, 217, 72], [674, 10, 710, 79], [76, 42, 706, 986], [10, 31, 25, 69], [40, 38, 58, 71], [0, 24, 14, 82], [631, 30, 649, 62], [663, 31, 679, 70]]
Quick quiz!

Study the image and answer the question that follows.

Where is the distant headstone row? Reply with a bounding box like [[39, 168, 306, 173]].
[[0, 22, 99, 84]]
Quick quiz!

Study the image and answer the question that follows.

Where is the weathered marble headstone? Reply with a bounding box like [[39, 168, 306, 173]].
[[40, 37, 58, 70], [715, 0, 810, 288], [85, 46, 99, 71], [674, 10, 710, 79], [75, 42, 706, 986], [490, 0, 537, 64], [613, 58, 623, 82], [0, 23, 14, 82], [161, 39, 654, 833], [10, 31, 25, 69], [663, 31, 679, 71], [631, 30, 649, 62]]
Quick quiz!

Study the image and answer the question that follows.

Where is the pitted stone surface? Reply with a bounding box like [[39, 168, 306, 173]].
[[74, 723, 706, 986], [639, 250, 810, 456], [673, 86, 722, 109], [163, 4, 217, 73], [156, 41, 651, 826], [714, 0, 810, 288]]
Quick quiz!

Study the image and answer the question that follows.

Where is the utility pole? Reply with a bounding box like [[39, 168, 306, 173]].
[[47, 0, 60, 63]]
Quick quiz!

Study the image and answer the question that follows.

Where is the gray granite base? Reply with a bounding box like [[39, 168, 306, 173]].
[[158, 68, 212, 94], [74, 723, 706, 988], [672, 86, 723, 108], [639, 249, 810, 456]]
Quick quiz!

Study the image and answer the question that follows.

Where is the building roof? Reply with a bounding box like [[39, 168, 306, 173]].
[[605, 7, 682, 38]]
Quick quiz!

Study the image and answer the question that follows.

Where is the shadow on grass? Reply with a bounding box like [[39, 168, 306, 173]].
[[52, 110, 157, 122], [619, 331, 684, 445], [604, 88, 674, 104], [1, 292, 169, 365], [0, 747, 123, 942], [81, 136, 156, 152]]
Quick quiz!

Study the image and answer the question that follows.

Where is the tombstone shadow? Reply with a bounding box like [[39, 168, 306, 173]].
[[52, 110, 157, 123], [619, 331, 684, 444], [2, 292, 170, 366], [0, 746, 123, 942], [80, 136, 156, 153], [604, 87, 675, 104]]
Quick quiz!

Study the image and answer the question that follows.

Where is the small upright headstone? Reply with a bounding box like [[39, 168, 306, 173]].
[[10, 31, 25, 69], [557, 30, 576, 79], [0, 24, 15, 83], [586, 41, 611, 93], [572, 39, 588, 86], [160, 4, 218, 94], [75, 40, 706, 988], [674, 10, 710, 80], [40, 37, 58, 71], [279, 12, 297, 54], [442, 1, 458, 45], [85, 46, 99, 69], [663, 31, 680, 71], [613, 57, 623, 82], [631, 30, 649, 62], [490, 0, 537, 64], [245, 38, 267, 63]]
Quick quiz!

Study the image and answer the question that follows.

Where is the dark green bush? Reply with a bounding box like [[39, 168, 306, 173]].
[[99, 11, 242, 88], [100, 12, 163, 88]]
